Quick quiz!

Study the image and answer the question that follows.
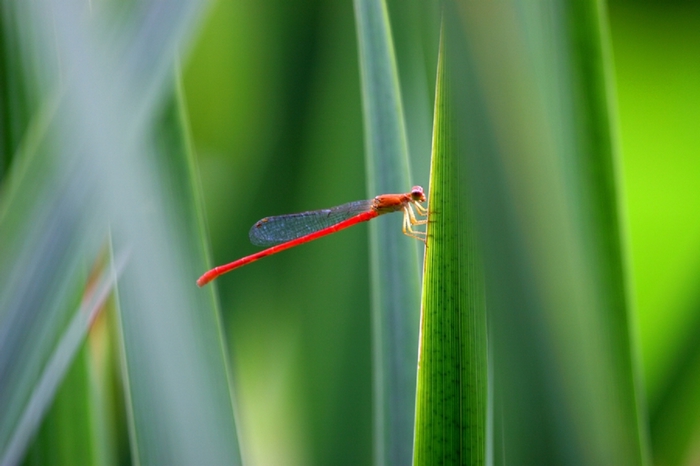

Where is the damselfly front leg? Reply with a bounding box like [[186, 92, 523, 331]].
[[401, 204, 428, 243]]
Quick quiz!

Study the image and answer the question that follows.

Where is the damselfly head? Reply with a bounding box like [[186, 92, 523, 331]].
[[410, 186, 426, 203]]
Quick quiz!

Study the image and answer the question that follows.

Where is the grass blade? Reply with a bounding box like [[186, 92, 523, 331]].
[[413, 28, 488, 465], [353, 0, 422, 464], [1, 257, 121, 466], [110, 72, 242, 466], [0, 0, 242, 464]]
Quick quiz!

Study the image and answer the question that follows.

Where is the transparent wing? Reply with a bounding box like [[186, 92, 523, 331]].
[[249, 199, 374, 247]]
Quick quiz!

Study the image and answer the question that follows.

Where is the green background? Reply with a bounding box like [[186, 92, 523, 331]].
[[183, 1, 699, 464], [0, 0, 697, 464]]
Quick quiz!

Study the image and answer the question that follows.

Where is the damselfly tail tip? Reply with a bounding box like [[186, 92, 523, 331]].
[[197, 274, 212, 287]]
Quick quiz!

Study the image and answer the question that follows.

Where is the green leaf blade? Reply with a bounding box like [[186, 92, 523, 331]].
[[414, 29, 488, 466], [0, 1, 243, 464], [353, 0, 421, 464]]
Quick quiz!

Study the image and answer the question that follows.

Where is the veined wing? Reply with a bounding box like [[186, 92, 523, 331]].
[[249, 199, 374, 247]]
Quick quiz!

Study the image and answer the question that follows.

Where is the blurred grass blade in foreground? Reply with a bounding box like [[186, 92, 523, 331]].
[[353, 0, 422, 463], [414, 27, 488, 465], [1, 257, 122, 466], [0, 0, 242, 464]]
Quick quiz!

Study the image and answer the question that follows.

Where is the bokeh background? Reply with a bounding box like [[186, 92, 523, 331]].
[[0, 0, 697, 464], [183, 0, 699, 464]]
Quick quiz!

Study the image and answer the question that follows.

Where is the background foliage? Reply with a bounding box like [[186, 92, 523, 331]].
[[0, 0, 698, 464], [186, 0, 700, 463]]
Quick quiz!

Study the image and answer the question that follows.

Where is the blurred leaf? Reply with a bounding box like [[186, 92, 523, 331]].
[[0, 0, 242, 464], [609, 0, 700, 407], [414, 30, 488, 465], [25, 263, 130, 466], [109, 72, 241, 464], [608, 4, 700, 465], [445, 0, 648, 463], [0, 5, 33, 183], [1, 259, 119, 466], [649, 289, 700, 466], [27, 344, 93, 466], [385, 0, 440, 189], [353, 0, 422, 463]]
